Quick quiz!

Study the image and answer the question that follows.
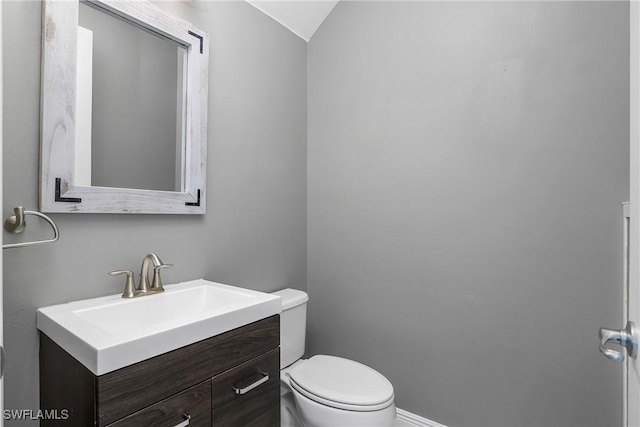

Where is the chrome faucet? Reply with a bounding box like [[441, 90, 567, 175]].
[[110, 253, 173, 298], [139, 253, 162, 292]]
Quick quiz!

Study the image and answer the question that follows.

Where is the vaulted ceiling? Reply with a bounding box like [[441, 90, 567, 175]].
[[245, 1, 339, 42]]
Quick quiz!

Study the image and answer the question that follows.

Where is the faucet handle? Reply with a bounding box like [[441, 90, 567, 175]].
[[110, 270, 136, 298], [151, 264, 173, 291]]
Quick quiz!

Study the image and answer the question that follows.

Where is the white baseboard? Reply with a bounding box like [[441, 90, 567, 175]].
[[397, 408, 447, 427]]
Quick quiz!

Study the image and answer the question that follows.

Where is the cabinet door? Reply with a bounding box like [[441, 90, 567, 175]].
[[108, 381, 211, 427], [212, 348, 280, 427]]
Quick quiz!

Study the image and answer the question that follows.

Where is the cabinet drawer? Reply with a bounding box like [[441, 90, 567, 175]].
[[108, 381, 211, 427], [97, 315, 279, 426], [212, 347, 280, 427]]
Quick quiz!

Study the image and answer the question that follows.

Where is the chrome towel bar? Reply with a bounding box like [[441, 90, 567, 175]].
[[3, 206, 60, 249]]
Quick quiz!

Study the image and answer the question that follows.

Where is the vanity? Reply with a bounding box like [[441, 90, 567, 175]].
[[37, 280, 282, 426]]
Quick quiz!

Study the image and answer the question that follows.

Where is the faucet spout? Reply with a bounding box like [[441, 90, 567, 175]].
[[139, 253, 163, 293]]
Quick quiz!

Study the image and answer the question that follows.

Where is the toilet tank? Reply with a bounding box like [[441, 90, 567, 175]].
[[272, 288, 309, 368]]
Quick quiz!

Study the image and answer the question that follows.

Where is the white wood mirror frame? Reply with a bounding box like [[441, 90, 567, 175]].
[[40, 0, 208, 214]]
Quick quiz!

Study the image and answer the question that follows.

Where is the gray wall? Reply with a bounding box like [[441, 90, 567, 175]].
[[307, 2, 629, 426], [2, 1, 306, 424]]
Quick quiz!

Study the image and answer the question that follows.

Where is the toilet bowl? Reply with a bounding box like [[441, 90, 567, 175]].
[[273, 289, 397, 427], [282, 355, 396, 427]]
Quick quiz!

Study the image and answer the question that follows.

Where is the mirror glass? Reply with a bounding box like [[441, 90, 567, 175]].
[[77, 2, 187, 192]]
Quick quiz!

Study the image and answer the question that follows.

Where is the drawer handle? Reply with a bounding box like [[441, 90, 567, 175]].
[[233, 371, 270, 395], [174, 413, 190, 427]]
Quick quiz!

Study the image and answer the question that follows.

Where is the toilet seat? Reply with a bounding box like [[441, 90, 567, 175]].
[[288, 355, 395, 412]]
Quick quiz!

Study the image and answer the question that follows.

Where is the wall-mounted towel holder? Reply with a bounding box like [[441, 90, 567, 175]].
[[3, 206, 60, 249]]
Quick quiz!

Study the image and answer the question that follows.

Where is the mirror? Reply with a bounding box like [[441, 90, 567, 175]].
[[77, 1, 187, 192], [40, 0, 208, 214]]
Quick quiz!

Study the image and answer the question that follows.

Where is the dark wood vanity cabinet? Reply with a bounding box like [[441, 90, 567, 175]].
[[40, 315, 280, 426]]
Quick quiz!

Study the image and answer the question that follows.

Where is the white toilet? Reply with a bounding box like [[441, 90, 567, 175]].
[[273, 288, 397, 427]]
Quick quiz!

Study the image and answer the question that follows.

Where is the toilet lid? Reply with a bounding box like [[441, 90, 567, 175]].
[[288, 355, 394, 408]]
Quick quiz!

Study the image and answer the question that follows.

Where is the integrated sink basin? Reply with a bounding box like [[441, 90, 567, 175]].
[[73, 284, 255, 335], [37, 279, 281, 375]]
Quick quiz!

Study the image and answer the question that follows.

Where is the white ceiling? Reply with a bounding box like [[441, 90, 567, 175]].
[[245, 1, 339, 42]]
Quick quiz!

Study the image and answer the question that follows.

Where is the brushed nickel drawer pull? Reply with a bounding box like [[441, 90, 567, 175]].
[[174, 413, 190, 427], [233, 372, 270, 395]]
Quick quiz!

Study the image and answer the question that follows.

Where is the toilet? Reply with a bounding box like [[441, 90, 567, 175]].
[[273, 288, 397, 427]]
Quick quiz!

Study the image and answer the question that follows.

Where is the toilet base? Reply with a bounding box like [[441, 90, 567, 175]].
[[282, 386, 305, 427]]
